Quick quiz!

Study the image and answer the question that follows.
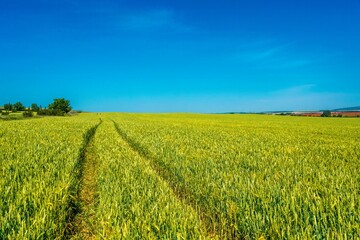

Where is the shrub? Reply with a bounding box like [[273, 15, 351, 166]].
[[23, 110, 34, 118], [37, 109, 65, 116], [321, 110, 331, 117], [53, 109, 65, 116]]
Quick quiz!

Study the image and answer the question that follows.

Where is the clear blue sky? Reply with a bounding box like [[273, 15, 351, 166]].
[[1, 0, 359, 112]]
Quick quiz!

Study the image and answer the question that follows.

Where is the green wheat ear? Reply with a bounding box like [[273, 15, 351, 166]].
[[1, 113, 359, 239]]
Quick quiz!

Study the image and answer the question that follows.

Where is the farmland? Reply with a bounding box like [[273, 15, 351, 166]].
[[0, 114, 100, 238], [1, 113, 360, 239]]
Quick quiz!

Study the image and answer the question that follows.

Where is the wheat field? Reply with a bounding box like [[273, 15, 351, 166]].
[[1, 113, 359, 239]]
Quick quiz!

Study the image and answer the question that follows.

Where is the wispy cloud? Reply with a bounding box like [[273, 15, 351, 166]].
[[251, 84, 352, 111], [122, 9, 173, 29], [248, 45, 286, 61], [278, 59, 312, 68], [120, 9, 191, 32], [273, 84, 316, 95], [233, 40, 312, 69]]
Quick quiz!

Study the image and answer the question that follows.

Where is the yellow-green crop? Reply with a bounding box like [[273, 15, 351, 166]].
[[0, 115, 99, 239], [1, 113, 359, 239], [92, 119, 206, 239], [114, 113, 360, 239]]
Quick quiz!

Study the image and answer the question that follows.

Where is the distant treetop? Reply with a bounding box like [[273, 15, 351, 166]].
[[48, 98, 72, 113]]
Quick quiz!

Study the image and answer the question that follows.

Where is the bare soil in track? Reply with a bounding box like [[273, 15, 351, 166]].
[[70, 136, 98, 239]]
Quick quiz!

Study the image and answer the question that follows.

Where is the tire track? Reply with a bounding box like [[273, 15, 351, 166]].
[[66, 119, 102, 239], [112, 120, 215, 238]]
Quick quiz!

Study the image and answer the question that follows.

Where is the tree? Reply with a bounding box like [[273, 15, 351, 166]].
[[48, 98, 72, 113], [321, 110, 331, 117], [4, 103, 12, 112], [12, 102, 25, 112], [31, 103, 40, 112]]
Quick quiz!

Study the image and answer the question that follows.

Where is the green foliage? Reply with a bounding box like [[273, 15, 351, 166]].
[[321, 110, 332, 117], [4, 103, 12, 112], [37, 108, 47, 116], [38, 109, 65, 116], [3, 102, 25, 112], [22, 110, 34, 118], [2, 99, 72, 119], [31, 103, 40, 112], [48, 98, 72, 113], [12, 102, 25, 112]]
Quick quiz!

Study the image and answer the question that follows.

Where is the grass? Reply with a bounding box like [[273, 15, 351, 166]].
[[0, 114, 99, 239], [1, 113, 359, 239], [0, 112, 24, 120], [114, 113, 360, 239], [92, 119, 206, 238], [0, 111, 39, 120]]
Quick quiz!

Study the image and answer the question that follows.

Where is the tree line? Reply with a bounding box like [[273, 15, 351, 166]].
[[1, 98, 72, 117]]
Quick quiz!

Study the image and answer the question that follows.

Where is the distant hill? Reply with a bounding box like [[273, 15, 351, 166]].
[[220, 106, 360, 115], [333, 106, 360, 111]]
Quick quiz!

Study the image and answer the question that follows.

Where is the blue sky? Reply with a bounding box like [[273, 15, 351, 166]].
[[1, 0, 359, 112]]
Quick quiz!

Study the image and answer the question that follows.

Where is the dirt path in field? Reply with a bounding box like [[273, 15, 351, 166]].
[[67, 121, 102, 239], [71, 137, 97, 239], [112, 120, 214, 238]]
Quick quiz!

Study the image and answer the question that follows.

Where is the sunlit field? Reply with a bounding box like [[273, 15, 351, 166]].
[[1, 113, 359, 239]]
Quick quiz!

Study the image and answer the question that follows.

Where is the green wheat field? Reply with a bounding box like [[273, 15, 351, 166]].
[[1, 113, 359, 239]]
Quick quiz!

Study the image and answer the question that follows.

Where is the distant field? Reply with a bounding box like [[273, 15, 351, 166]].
[[298, 111, 360, 117], [1, 113, 359, 239], [0, 112, 23, 120], [0, 111, 38, 120]]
